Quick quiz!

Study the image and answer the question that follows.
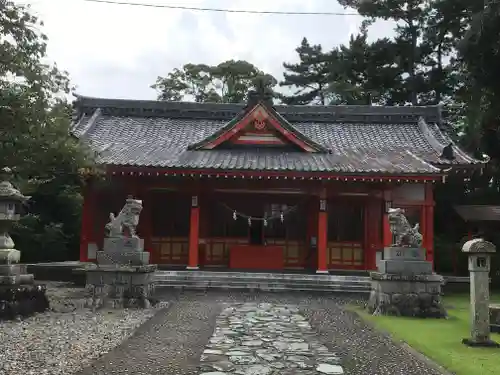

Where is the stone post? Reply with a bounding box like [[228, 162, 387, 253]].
[[0, 168, 49, 320], [461, 238, 499, 347]]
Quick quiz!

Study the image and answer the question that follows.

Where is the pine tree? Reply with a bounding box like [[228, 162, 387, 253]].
[[280, 38, 332, 105]]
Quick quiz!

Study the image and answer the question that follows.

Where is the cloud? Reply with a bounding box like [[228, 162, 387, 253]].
[[26, 0, 393, 99]]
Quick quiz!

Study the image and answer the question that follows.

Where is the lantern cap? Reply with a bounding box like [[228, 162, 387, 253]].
[[462, 238, 496, 254], [0, 181, 29, 202]]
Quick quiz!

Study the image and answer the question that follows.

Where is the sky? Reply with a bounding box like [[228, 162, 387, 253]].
[[24, 0, 395, 100]]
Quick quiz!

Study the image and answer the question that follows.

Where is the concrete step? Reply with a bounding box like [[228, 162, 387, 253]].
[[155, 278, 370, 288], [155, 276, 370, 287], [154, 271, 371, 293], [156, 282, 370, 294], [155, 270, 369, 282]]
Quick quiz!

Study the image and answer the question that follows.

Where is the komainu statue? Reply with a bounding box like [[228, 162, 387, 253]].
[[387, 207, 423, 248], [104, 196, 143, 238]]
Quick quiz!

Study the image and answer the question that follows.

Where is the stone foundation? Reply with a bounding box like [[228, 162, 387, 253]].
[[366, 247, 447, 318], [0, 261, 49, 320], [490, 304, 500, 333], [85, 264, 157, 309], [0, 284, 49, 320], [367, 272, 446, 318]]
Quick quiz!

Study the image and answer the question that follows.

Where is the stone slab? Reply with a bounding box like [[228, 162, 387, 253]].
[[370, 278, 443, 295], [0, 249, 21, 264], [103, 237, 144, 253], [378, 259, 433, 275], [383, 247, 426, 261], [96, 250, 149, 266], [86, 268, 156, 286], [0, 264, 27, 275], [0, 273, 34, 285], [490, 304, 500, 333], [86, 264, 157, 273], [0, 284, 49, 320], [370, 271, 444, 283]]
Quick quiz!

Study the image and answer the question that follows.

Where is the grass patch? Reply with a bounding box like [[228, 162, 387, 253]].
[[352, 294, 500, 375]]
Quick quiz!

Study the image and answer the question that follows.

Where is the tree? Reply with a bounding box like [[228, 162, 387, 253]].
[[0, 1, 94, 261], [338, 0, 430, 105], [326, 25, 402, 105], [280, 38, 332, 105], [152, 60, 278, 103], [458, 0, 500, 122]]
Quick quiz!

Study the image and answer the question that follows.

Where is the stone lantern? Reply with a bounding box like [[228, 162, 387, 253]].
[[0, 180, 28, 263], [461, 238, 499, 347], [0, 169, 49, 320]]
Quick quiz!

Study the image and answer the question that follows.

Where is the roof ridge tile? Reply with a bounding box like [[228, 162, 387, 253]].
[[72, 94, 443, 124]]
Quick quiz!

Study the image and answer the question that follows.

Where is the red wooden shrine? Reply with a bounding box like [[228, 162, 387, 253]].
[[73, 92, 485, 272]]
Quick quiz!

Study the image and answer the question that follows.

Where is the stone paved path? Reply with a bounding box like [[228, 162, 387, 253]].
[[75, 291, 445, 375], [200, 303, 343, 374]]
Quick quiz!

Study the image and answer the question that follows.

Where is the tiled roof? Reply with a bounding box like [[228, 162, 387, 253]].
[[454, 205, 500, 222], [71, 95, 485, 175]]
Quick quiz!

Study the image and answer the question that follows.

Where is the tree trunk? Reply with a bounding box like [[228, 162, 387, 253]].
[[436, 43, 443, 104], [318, 84, 325, 105], [409, 21, 418, 105]]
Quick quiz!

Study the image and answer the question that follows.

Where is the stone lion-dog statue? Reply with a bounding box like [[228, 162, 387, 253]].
[[387, 207, 423, 248], [104, 196, 143, 238]]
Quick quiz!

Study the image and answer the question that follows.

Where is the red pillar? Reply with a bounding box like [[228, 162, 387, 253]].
[[317, 198, 328, 273], [424, 184, 435, 267], [365, 200, 381, 270], [138, 189, 153, 263], [382, 191, 393, 248], [187, 195, 200, 270], [79, 183, 94, 262], [306, 198, 318, 269]]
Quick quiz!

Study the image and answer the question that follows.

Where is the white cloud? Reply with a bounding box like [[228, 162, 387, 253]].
[[23, 0, 393, 100]]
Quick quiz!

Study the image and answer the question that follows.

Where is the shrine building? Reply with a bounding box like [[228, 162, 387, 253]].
[[72, 91, 484, 273]]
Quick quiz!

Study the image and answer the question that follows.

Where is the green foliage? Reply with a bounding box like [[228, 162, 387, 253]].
[[0, 1, 94, 262], [280, 38, 333, 105], [151, 60, 278, 103]]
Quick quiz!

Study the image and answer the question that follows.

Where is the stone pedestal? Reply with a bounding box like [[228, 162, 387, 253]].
[[0, 252, 49, 320], [85, 197, 157, 309], [86, 264, 157, 309], [366, 247, 446, 318]]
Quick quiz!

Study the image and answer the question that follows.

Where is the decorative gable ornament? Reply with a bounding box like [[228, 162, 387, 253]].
[[187, 97, 328, 153]]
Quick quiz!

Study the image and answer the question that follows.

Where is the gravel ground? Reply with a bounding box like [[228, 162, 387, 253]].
[[76, 290, 223, 375], [0, 282, 162, 375], [74, 290, 445, 375]]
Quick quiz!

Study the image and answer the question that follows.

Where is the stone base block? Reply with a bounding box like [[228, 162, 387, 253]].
[[0, 264, 27, 276], [0, 249, 21, 264], [86, 267, 156, 286], [462, 338, 500, 348], [384, 247, 426, 261], [0, 284, 50, 320], [490, 304, 500, 333], [85, 266, 157, 309], [366, 273, 446, 318], [378, 259, 433, 275], [0, 273, 34, 285], [103, 237, 144, 253], [96, 250, 149, 266]]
